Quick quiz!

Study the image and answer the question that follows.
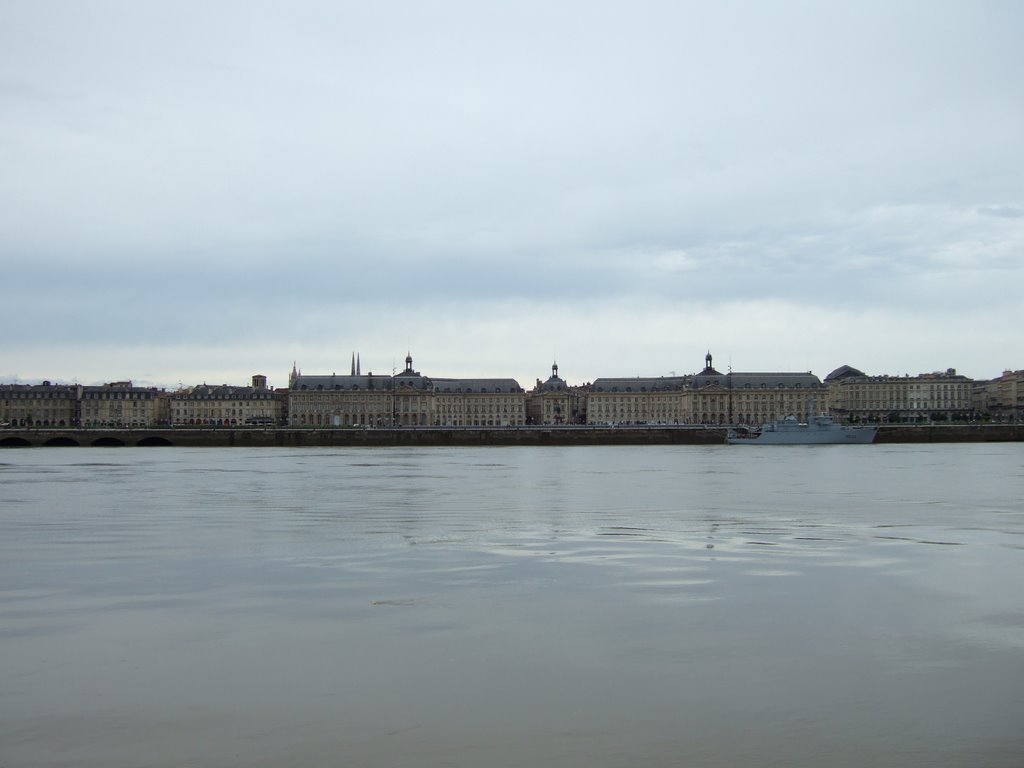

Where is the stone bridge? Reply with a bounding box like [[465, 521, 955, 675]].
[[1, 426, 728, 448]]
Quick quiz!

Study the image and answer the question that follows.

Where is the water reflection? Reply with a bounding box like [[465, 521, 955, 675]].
[[0, 444, 1022, 767]]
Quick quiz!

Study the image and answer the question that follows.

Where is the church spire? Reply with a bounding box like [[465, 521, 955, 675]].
[[351, 352, 355, 376], [357, 353, 361, 376]]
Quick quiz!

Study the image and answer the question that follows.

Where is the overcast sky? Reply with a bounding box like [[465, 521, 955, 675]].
[[2, 1, 1021, 389]]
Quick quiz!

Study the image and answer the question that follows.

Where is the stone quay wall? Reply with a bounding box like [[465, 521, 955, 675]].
[[1, 425, 725, 449], [1, 424, 1021, 448]]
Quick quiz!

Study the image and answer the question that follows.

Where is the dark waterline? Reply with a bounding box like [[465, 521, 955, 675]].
[[1, 445, 1022, 767]]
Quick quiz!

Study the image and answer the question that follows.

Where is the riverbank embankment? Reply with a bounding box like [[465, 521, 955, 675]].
[[2, 424, 1021, 448]]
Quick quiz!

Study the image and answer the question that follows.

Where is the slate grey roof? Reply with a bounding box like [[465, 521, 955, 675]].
[[293, 374, 395, 391], [291, 374, 521, 393], [392, 374, 432, 390], [432, 378, 524, 394], [824, 365, 867, 381], [172, 384, 276, 400], [81, 383, 160, 398], [591, 376, 692, 393], [539, 374, 567, 392], [694, 371, 824, 390], [591, 371, 822, 392], [1, 383, 78, 397]]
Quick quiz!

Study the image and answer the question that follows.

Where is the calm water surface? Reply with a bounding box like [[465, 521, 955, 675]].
[[1, 444, 1022, 767]]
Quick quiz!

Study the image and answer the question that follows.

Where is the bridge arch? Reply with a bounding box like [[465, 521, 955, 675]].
[[44, 437, 80, 447], [91, 437, 126, 447], [0, 436, 32, 448], [137, 436, 173, 447]]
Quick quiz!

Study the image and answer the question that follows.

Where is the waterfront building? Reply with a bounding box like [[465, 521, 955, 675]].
[[973, 378, 996, 418], [6, 351, 1015, 430], [80, 382, 166, 427], [690, 354, 827, 426], [526, 363, 585, 425], [988, 369, 1024, 421], [586, 374, 691, 425], [1, 382, 81, 427], [392, 354, 435, 426], [284, 352, 379, 428], [826, 366, 974, 423], [288, 353, 525, 427], [585, 353, 826, 426], [288, 365, 395, 428], [168, 375, 282, 426], [433, 377, 525, 427]]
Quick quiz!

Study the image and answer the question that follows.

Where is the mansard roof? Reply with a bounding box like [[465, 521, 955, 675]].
[[172, 384, 276, 400], [1, 383, 79, 397], [432, 377, 523, 394], [591, 376, 692, 393], [686, 372, 825, 391], [824, 365, 867, 381], [539, 375, 567, 392], [1, 382, 78, 392], [824, 366, 974, 384], [392, 374, 432, 390], [82, 382, 160, 397], [82, 382, 137, 392], [293, 374, 395, 391], [292, 373, 523, 392], [721, 372, 825, 389]]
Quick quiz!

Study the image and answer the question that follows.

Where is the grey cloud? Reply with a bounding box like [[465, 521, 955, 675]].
[[2, 1, 1023, 383], [978, 206, 1024, 219]]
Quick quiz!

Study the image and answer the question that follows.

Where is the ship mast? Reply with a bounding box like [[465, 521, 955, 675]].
[[728, 363, 733, 426]]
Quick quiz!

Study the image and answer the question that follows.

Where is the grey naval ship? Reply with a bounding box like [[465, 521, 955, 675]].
[[726, 412, 877, 445]]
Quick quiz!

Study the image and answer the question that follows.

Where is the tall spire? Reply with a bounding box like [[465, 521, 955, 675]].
[[357, 353, 361, 376], [351, 352, 356, 376]]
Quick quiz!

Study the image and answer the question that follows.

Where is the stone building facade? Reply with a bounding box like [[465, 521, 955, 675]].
[[1, 382, 81, 427], [288, 354, 412, 427], [587, 375, 691, 425], [288, 370, 395, 427], [526, 363, 586, 425], [5, 352, 1014, 430], [826, 366, 974, 423], [432, 377, 525, 426], [585, 353, 827, 426], [168, 375, 283, 426], [985, 369, 1024, 421], [690, 355, 828, 426], [288, 354, 526, 427], [80, 382, 166, 427]]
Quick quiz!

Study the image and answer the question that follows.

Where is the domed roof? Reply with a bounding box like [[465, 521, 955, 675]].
[[824, 365, 866, 381], [541, 362, 567, 391]]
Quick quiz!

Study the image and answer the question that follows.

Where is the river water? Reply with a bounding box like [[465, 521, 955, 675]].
[[1, 444, 1022, 767]]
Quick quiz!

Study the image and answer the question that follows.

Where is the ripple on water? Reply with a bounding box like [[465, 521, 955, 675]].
[[1, 444, 1023, 768]]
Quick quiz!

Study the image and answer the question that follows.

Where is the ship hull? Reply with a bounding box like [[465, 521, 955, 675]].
[[727, 427, 877, 445], [726, 418, 877, 445]]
